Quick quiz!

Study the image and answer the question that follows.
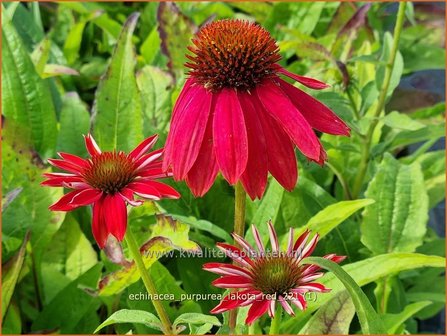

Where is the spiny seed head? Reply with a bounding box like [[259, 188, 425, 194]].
[[83, 152, 136, 194], [185, 19, 281, 92], [251, 253, 302, 295]]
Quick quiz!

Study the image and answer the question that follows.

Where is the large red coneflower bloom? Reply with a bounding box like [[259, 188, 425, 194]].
[[42, 134, 180, 248], [203, 222, 345, 325], [163, 19, 350, 200]]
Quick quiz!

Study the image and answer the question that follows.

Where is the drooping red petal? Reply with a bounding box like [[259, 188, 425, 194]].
[[185, 108, 219, 197], [103, 194, 128, 242], [57, 152, 89, 169], [84, 133, 101, 156], [213, 88, 248, 185], [238, 91, 268, 200], [245, 299, 270, 325], [256, 80, 321, 161], [119, 187, 144, 207], [276, 66, 329, 90], [254, 97, 298, 191], [47, 159, 84, 174], [129, 134, 158, 160], [162, 79, 195, 171], [212, 275, 253, 288], [278, 295, 295, 316], [279, 79, 350, 136], [92, 196, 109, 248], [49, 190, 84, 211]]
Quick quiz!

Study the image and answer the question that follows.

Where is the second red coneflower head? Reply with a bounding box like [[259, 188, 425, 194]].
[[163, 19, 350, 200], [42, 134, 180, 248]]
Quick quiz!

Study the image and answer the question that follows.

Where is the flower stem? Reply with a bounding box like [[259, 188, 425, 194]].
[[125, 228, 173, 335], [228, 181, 247, 334], [269, 307, 282, 335], [351, 2, 406, 199]]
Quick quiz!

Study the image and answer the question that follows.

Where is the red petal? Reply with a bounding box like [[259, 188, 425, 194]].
[[212, 275, 253, 288], [238, 92, 268, 200], [213, 88, 248, 184], [134, 149, 164, 171], [103, 194, 128, 242], [49, 190, 84, 211], [47, 159, 84, 174], [119, 188, 144, 206], [92, 196, 109, 248], [276, 66, 329, 90], [84, 133, 101, 156], [245, 299, 270, 325], [216, 243, 254, 267], [279, 79, 350, 136], [185, 108, 219, 197], [210, 289, 259, 314], [254, 97, 298, 191], [57, 152, 89, 168], [129, 134, 158, 160], [256, 80, 321, 161], [163, 79, 195, 171], [203, 262, 253, 278], [41, 176, 84, 187], [70, 188, 103, 206], [127, 181, 162, 200], [136, 180, 180, 199]]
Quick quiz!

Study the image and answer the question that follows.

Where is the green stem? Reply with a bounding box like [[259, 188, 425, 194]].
[[351, 2, 406, 199], [125, 228, 173, 335], [269, 306, 282, 335], [228, 181, 247, 334]]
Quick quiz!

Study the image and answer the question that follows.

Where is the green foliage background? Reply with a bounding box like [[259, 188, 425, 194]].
[[1, 2, 445, 335]]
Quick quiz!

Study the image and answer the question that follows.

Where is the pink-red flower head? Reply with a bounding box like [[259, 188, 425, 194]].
[[163, 19, 350, 200], [42, 134, 180, 248], [203, 221, 345, 325]]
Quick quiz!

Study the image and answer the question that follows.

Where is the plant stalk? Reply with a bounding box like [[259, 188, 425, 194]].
[[228, 181, 247, 334], [269, 306, 282, 335], [125, 228, 173, 335], [351, 2, 407, 198]]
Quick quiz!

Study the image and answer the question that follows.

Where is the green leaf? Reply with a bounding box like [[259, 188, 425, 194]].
[[2, 11, 57, 159], [30, 37, 51, 76], [42, 64, 79, 78], [361, 154, 428, 254], [383, 111, 425, 131], [157, 2, 197, 78], [31, 264, 102, 333], [300, 291, 355, 334], [136, 65, 173, 134], [172, 215, 232, 243], [173, 313, 221, 332], [383, 301, 432, 334], [1, 232, 29, 318], [56, 93, 90, 157], [303, 256, 386, 334], [94, 309, 162, 334], [282, 253, 445, 334], [42, 214, 97, 281], [245, 179, 284, 246], [92, 13, 143, 152], [99, 215, 200, 296]]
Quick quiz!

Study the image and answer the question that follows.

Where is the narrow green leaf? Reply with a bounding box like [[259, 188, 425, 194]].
[[2, 11, 57, 159], [300, 291, 355, 334], [361, 154, 428, 254], [30, 37, 51, 76], [172, 215, 232, 243], [303, 257, 386, 334], [94, 309, 162, 334], [1, 232, 29, 318], [92, 12, 143, 152]]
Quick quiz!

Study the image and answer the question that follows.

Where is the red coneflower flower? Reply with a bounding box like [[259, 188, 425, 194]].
[[203, 221, 345, 324], [42, 134, 180, 248], [163, 19, 350, 200]]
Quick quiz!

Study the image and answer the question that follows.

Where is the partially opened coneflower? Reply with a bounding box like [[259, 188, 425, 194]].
[[163, 19, 350, 200], [42, 134, 180, 248], [203, 222, 345, 325]]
